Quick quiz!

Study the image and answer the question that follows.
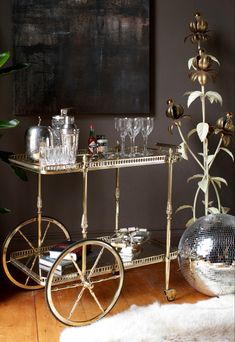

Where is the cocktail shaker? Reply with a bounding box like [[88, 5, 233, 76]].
[[61, 115, 79, 151], [51, 108, 68, 145]]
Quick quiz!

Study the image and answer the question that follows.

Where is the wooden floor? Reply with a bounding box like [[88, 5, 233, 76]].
[[0, 261, 208, 342]]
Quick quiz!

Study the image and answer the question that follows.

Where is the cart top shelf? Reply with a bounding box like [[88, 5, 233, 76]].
[[9, 144, 181, 175]]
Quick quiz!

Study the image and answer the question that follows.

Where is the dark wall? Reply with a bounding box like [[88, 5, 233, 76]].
[[0, 0, 234, 244]]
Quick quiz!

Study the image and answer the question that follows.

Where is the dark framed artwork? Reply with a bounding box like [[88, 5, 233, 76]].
[[13, 0, 150, 116]]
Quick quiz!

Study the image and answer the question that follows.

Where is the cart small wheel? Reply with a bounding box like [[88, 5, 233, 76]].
[[2, 216, 71, 290], [45, 239, 124, 326], [164, 288, 176, 302]]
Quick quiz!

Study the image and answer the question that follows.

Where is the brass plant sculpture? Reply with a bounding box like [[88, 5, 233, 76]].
[[166, 12, 234, 227]]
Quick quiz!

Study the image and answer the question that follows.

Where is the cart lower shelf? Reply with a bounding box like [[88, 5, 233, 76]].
[[5, 237, 178, 287], [4, 237, 178, 326]]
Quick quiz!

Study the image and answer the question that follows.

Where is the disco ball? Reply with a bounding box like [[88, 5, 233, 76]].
[[178, 214, 235, 296]]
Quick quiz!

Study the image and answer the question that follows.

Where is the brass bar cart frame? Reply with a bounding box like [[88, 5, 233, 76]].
[[2, 145, 181, 326]]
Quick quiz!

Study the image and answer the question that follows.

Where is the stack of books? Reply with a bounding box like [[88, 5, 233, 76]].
[[39, 253, 75, 276], [39, 240, 92, 275], [119, 246, 134, 262], [48, 241, 79, 260]]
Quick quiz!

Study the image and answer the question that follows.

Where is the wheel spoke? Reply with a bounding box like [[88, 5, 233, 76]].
[[91, 274, 121, 284], [52, 282, 83, 292], [41, 221, 51, 245], [88, 288, 104, 313], [70, 258, 84, 279], [25, 255, 38, 285], [25, 254, 35, 267], [68, 286, 86, 320], [18, 229, 36, 252], [88, 247, 105, 279]]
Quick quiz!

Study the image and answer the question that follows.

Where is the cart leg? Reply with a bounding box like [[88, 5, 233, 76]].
[[115, 168, 120, 234], [81, 154, 89, 275], [164, 148, 176, 301], [37, 173, 42, 249], [81, 154, 88, 239]]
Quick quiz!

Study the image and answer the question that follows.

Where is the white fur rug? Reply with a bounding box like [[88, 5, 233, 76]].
[[60, 295, 234, 342]]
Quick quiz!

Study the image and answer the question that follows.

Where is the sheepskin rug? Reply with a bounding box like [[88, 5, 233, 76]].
[[60, 295, 234, 342]]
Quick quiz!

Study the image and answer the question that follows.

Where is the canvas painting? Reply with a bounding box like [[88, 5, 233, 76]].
[[13, 0, 150, 116]]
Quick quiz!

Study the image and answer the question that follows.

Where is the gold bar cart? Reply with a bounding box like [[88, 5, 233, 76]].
[[2, 145, 181, 326]]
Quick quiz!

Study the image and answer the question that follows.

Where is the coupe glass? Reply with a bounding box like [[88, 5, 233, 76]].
[[127, 118, 141, 157], [140, 117, 154, 155], [114, 117, 128, 157]]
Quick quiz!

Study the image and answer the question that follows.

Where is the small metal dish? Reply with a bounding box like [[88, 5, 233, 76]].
[[110, 227, 150, 259]]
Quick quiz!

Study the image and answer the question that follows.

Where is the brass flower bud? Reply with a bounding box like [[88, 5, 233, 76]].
[[216, 113, 234, 130], [224, 112, 234, 131], [166, 99, 184, 120], [192, 49, 212, 71], [198, 55, 211, 70], [215, 116, 224, 129], [190, 71, 208, 86], [166, 99, 174, 105], [198, 72, 208, 85], [189, 12, 208, 33], [214, 112, 234, 146]]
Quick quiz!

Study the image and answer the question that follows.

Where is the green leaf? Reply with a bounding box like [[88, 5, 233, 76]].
[[0, 207, 11, 214], [197, 122, 209, 142], [187, 128, 197, 140], [0, 63, 30, 76], [0, 150, 12, 162], [208, 55, 220, 66], [187, 57, 197, 70], [211, 176, 228, 188], [198, 176, 208, 193], [205, 91, 223, 106], [203, 200, 214, 206], [11, 165, 28, 182], [207, 154, 215, 166], [208, 207, 220, 214], [220, 147, 234, 162], [221, 206, 230, 214], [186, 217, 195, 228], [0, 119, 19, 129], [0, 151, 28, 181], [0, 51, 10, 67], [175, 205, 193, 214], [179, 142, 188, 160], [187, 174, 203, 183], [187, 91, 202, 107]]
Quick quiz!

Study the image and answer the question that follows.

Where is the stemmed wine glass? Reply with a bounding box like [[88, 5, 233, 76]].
[[127, 118, 141, 157], [114, 117, 128, 157], [140, 117, 154, 155]]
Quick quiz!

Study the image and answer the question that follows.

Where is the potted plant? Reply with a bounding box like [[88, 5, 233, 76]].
[[0, 51, 29, 213]]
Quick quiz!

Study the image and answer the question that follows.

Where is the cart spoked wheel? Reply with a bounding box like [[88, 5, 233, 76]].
[[2, 216, 71, 290], [45, 239, 124, 326]]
